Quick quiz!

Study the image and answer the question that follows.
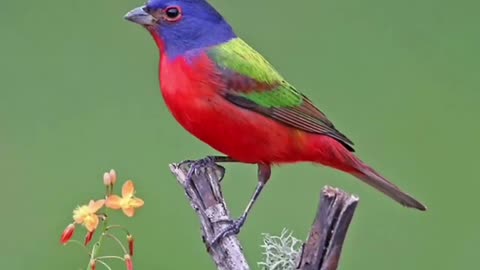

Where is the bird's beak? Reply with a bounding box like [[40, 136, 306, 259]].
[[124, 6, 156, 26]]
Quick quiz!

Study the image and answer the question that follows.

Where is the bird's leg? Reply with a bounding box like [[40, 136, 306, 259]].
[[210, 163, 271, 245], [180, 156, 237, 185]]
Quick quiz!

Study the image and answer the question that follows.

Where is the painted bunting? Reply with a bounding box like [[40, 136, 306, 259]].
[[124, 0, 426, 242]]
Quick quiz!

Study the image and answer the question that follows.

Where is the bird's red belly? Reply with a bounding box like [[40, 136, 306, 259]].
[[163, 90, 308, 164]]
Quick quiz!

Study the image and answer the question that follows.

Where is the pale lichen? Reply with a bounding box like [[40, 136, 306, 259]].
[[258, 229, 303, 270]]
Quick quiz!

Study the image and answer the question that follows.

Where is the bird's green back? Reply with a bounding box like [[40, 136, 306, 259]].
[[208, 38, 304, 108]]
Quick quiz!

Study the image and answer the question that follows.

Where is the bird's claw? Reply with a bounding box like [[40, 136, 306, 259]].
[[180, 156, 217, 187], [209, 215, 247, 246]]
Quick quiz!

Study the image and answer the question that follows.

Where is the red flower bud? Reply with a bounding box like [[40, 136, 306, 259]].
[[127, 234, 134, 256], [124, 254, 133, 270], [60, 223, 75, 245], [84, 229, 95, 246], [90, 259, 96, 270]]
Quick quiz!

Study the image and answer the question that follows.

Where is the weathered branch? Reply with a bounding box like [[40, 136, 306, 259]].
[[298, 186, 359, 270], [170, 161, 359, 270], [169, 162, 250, 270]]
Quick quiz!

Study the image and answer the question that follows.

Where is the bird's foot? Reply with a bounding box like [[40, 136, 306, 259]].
[[209, 215, 247, 246], [179, 156, 218, 187]]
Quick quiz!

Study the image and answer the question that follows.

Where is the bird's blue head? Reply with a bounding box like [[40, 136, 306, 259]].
[[125, 0, 237, 59]]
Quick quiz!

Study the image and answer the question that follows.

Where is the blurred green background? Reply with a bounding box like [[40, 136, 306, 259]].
[[1, 0, 479, 269]]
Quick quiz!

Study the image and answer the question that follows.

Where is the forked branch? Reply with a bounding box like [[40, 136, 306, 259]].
[[170, 161, 359, 270]]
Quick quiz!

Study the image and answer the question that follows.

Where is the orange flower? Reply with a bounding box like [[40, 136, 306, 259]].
[[106, 180, 144, 217], [73, 199, 105, 232]]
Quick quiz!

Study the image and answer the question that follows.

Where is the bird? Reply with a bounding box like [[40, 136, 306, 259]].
[[124, 0, 426, 243]]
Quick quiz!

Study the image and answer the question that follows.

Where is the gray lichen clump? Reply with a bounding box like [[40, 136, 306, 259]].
[[258, 229, 303, 270]]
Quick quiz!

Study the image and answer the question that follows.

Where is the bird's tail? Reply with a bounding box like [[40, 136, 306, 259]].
[[351, 161, 427, 211], [310, 137, 427, 211]]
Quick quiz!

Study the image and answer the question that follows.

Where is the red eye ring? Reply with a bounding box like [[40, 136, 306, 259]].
[[163, 6, 182, 22]]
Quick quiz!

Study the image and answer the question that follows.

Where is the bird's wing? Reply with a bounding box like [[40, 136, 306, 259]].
[[207, 38, 354, 151]]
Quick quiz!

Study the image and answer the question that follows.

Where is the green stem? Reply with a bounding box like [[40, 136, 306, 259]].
[[85, 206, 110, 270], [96, 255, 125, 261], [94, 209, 110, 258], [104, 233, 128, 255], [106, 225, 130, 235], [86, 243, 98, 270], [96, 259, 113, 270]]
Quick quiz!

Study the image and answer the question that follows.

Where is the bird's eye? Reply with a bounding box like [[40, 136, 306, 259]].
[[164, 6, 182, 21]]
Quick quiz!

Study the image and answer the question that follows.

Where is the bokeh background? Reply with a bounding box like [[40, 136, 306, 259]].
[[1, 0, 479, 269]]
